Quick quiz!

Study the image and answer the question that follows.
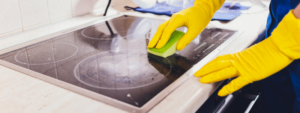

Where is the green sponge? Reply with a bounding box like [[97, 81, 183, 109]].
[[147, 30, 185, 58]]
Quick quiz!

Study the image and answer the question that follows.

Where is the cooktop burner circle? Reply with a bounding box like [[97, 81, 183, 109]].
[[74, 49, 172, 90], [81, 27, 113, 40], [14, 42, 78, 65], [80, 26, 138, 40], [80, 17, 138, 40], [80, 16, 157, 42]]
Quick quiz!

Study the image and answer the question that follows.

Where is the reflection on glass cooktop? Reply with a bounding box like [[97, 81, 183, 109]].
[[0, 15, 236, 107]]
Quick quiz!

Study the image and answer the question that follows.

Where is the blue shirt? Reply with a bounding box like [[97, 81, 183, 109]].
[[266, 0, 299, 37], [266, 0, 300, 112]]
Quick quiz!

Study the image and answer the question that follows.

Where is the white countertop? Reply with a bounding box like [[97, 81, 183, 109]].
[[0, 2, 269, 113]]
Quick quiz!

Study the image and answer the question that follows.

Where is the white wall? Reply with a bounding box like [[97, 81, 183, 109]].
[[0, 0, 110, 38]]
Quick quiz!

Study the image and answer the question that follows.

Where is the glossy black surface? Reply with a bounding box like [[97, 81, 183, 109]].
[[0, 16, 236, 107]]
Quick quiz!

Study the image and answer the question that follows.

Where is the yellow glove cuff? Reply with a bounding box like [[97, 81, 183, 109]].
[[271, 10, 300, 60], [194, 0, 225, 17]]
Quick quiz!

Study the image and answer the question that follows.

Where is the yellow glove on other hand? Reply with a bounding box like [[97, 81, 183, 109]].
[[194, 10, 300, 97], [147, 0, 225, 50]]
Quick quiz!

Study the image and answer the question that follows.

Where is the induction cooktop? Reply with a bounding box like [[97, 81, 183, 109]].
[[0, 15, 241, 113]]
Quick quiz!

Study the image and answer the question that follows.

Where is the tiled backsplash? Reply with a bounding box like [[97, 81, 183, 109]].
[[0, 0, 110, 38], [0, 0, 23, 38], [48, 0, 73, 23]]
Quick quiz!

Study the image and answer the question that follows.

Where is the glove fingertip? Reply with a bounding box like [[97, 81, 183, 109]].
[[195, 68, 213, 77], [155, 43, 164, 49], [176, 41, 186, 51], [199, 78, 209, 83], [200, 76, 213, 83], [194, 69, 205, 77], [147, 44, 155, 48], [218, 88, 229, 97], [148, 37, 160, 48]]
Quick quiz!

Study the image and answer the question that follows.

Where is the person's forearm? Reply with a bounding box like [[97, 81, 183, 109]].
[[293, 3, 300, 19], [195, 8, 300, 97]]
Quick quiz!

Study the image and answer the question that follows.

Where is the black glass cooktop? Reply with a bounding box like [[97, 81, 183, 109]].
[[0, 15, 235, 107]]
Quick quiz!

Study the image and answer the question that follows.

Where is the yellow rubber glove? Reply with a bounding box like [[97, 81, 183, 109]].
[[194, 10, 300, 97], [147, 0, 225, 50]]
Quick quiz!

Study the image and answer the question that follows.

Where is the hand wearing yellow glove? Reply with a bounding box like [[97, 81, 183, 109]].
[[147, 0, 225, 50], [195, 10, 300, 97]]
